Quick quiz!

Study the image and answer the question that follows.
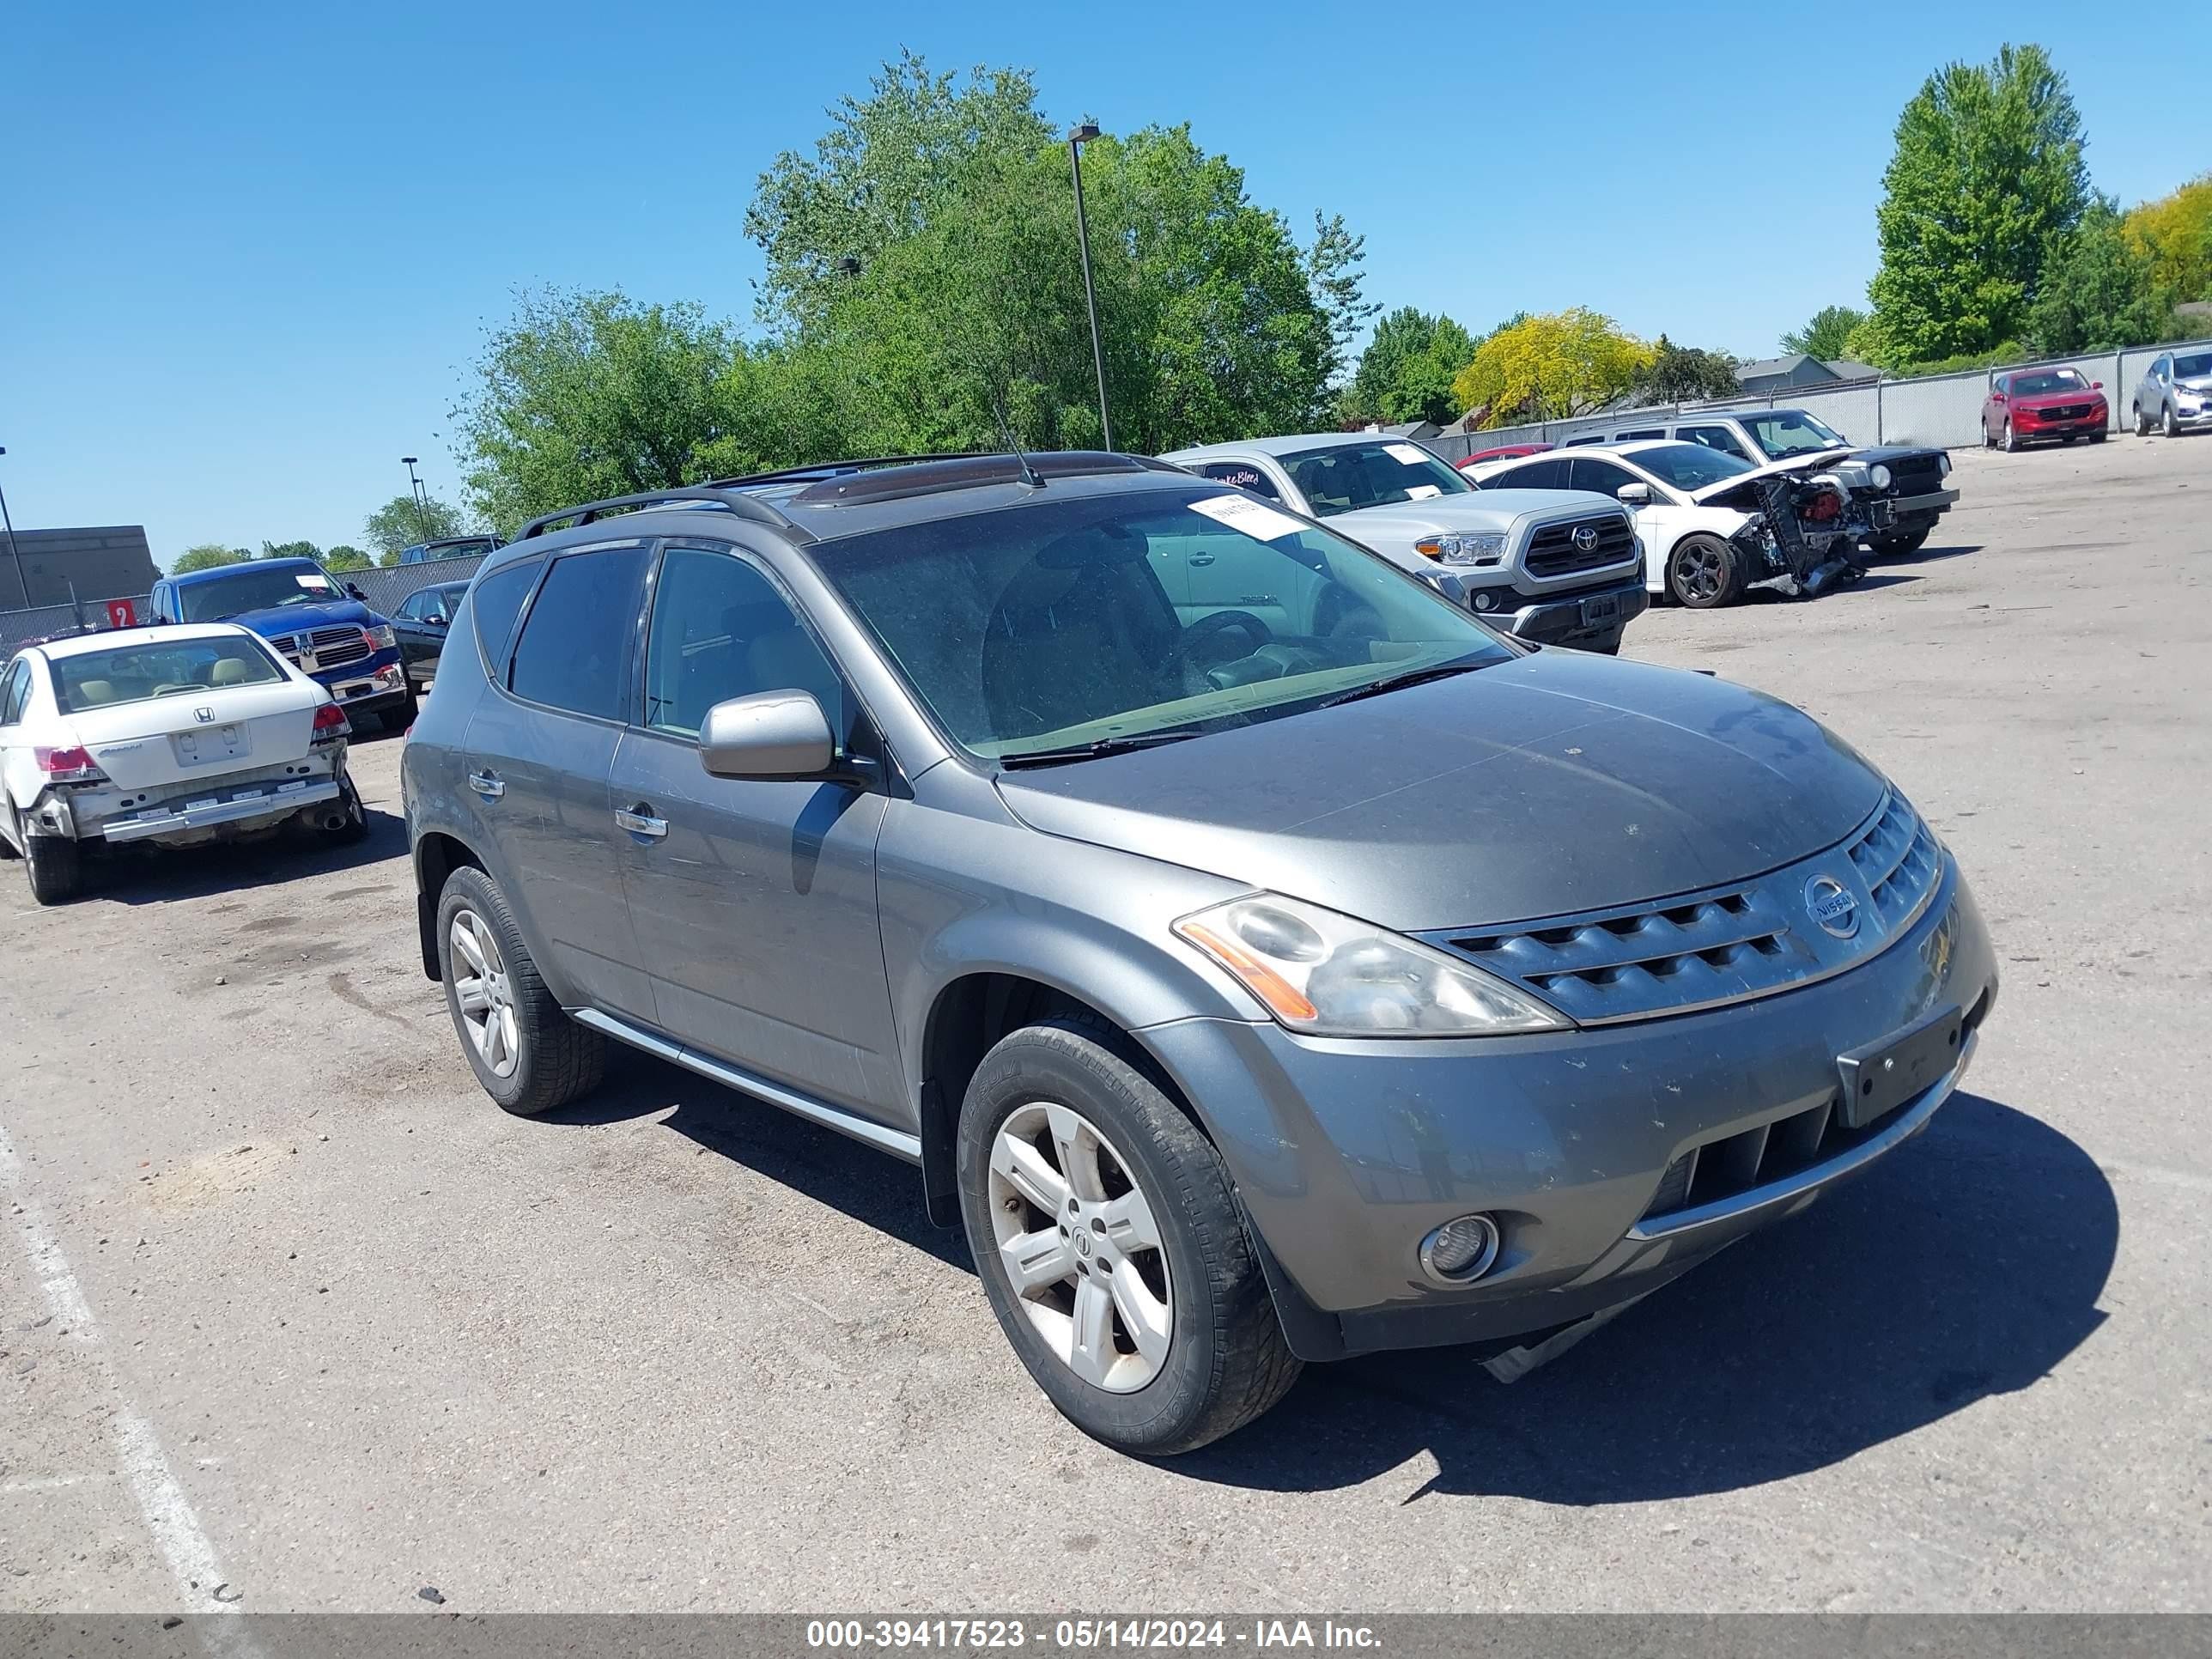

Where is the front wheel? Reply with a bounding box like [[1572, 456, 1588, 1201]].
[[2135, 403, 2151, 437], [2165, 404, 2181, 439], [1666, 534, 1741, 609], [436, 865, 605, 1115], [958, 1018, 1301, 1455], [2002, 419, 2021, 453], [1875, 527, 1932, 556]]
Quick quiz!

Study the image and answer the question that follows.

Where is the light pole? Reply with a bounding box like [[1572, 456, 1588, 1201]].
[[401, 457, 434, 543], [1066, 123, 1113, 453], [0, 447, 28, 611]]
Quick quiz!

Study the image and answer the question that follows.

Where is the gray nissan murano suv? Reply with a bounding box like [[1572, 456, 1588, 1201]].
[[403, 452, 1997, 1455]]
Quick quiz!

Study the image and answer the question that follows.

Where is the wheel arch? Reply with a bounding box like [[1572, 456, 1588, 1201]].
[[412, 829, 486, 981]]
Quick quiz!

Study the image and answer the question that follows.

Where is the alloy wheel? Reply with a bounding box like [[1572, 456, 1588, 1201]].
[[449, 908, 520, 1079], [2166, 404, 2180, 438], [987, 1101, 1173, 1394], [1672, 543, 1723, 604]]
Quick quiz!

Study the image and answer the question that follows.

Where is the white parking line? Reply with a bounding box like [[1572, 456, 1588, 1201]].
[[1, 1120, 262, 1644]]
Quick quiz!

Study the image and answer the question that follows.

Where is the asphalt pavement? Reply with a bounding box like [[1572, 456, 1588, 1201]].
[[2, 433, 2207, 1613]]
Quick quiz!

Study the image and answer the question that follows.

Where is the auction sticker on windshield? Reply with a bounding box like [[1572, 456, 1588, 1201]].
[[1385, 442, 1431, 465], [1190, 494, 1307, 542], [296, 574, 335, 592]]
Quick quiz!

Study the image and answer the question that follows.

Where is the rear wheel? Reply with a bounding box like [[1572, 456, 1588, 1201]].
[[436, 865, 605, 1115], [23, 829, 83, 905], [1666, 534, 1741, 609], [958, 1018, 1301, 1455]]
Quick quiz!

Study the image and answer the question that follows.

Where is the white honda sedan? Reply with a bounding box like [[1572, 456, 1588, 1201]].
[[0, 623, 365, 903]]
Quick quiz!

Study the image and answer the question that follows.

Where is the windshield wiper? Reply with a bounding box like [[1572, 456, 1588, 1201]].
[[996, 730, 1204, 769], [1317, 655, 1497, 709]]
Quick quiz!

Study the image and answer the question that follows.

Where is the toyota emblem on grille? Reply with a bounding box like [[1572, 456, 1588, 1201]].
[[193, 706, 216, 725], [1804, 874, 1859, 939], [1571, 525, 1600, 553]]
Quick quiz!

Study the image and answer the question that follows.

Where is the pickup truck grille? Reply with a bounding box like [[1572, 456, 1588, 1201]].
[[1525, 514, 1635, 579], [277, 626, 372, 672], [1884, 454, 1945, 496], [1427, 790, 1945, 1025]]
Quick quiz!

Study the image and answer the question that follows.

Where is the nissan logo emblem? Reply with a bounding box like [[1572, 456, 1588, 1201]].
[[1571, 525, 1600, 553], [1804, 874, 1859, 939]]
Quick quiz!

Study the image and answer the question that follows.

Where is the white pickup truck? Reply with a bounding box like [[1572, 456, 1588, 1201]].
[[1161, 433, 1649, 653]]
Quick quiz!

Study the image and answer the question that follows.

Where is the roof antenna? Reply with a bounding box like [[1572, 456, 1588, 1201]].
[[988, 387, 1045, 490]]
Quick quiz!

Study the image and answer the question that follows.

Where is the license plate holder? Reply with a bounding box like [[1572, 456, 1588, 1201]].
[[1836, 1004, 1962, 1128], [1579, 593, 1620, 628]]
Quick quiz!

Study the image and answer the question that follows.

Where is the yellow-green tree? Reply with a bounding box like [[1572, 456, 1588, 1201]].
[[1449, 309, 1652, 427], [2124, 173, 2212, 304]]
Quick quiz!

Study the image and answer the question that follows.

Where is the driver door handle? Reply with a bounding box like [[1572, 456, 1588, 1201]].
[[467, 769, 505, 800], [615, 805, 667, 840], [1187, 552, 1217, 566]]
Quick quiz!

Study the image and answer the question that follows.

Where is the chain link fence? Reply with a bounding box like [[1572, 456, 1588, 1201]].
[[1424, 337, 2212, 462], [0, 553, 492, 652]]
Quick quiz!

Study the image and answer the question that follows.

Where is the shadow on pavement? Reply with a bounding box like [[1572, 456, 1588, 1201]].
[[547, 1061, 2112, 1504], [1179, 1091, 2112, 1500], [93, 809, 406, 904]]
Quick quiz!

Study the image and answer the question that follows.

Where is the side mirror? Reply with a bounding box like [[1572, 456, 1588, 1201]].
[[345, 583, 368, 600], [2092, 380, 2105, 391], [699, 690, 837, 780], [1616, 483, 1652, 505]]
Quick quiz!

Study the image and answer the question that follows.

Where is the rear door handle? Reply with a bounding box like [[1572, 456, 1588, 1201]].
[[1187, 552, 1217, 566], [467, 769, 505, 800], [615, 806, 667, 840]]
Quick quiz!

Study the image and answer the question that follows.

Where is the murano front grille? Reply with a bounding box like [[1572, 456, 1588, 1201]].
[[1428, 789, 1947, 1025]]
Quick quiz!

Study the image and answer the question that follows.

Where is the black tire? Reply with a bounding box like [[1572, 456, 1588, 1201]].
[[435, 864, 605, 1116], [0, 805, 18, 861], [957, 1018, 1301, 1455], [2087, 428, 2106, 444], [2135, 403, 2151, 437], [2002, 418, 2021, 453], [1666, 533, 1741, 610], [383, 688, 418, 735], [23, 830, 83, 905], [325, 773, 369, 844], [2165, 404, 2180, 439], [1876, 527, 1932, 556]]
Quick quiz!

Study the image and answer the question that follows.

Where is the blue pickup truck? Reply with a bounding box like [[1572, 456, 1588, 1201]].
[[148, 558, 414, 731]]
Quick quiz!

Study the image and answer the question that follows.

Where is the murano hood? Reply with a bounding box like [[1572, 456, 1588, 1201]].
[[995, 649, 1887, 932]]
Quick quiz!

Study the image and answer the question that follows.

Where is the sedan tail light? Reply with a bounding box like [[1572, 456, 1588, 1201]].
[[312, 702, 350, 741], [33, 745, 107, 783]]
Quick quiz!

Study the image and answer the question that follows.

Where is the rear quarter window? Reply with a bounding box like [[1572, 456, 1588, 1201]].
[[469, 559, 542, 677], [507, 546, 648, 720]]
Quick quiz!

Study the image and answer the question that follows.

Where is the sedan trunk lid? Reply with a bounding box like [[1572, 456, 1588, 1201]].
[[68, 682, 322, 793]]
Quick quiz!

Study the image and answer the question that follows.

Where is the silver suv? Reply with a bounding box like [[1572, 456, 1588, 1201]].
[[404, 453, 1997, 1455]]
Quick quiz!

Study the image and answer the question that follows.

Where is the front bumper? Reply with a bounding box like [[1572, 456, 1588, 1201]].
[[1138, 855, 1997, 1361], [2163, 404, 2212, 431], [1869, 487, 1959, 531], [1498, 574, 1649, 649], [314, 654, 408, 714], [2017, 412, 2108, 441]]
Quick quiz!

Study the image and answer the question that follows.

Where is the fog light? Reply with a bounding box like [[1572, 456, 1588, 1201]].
[[1472, 591, 1497, 612], [1419, 1213, 1500, 1284]]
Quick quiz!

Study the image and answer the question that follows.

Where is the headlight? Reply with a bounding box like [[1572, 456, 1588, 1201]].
[[365, 623, 397, 649], [1937, 453, 1952, 477], [1413, 532, 1507, 565], [1869, 464, 1893, 490], [1173, 892, 1568, 1037]]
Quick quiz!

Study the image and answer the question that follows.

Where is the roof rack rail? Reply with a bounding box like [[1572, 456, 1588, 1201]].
[[704, 453, 986, 490], [514, 487, 810, 544]]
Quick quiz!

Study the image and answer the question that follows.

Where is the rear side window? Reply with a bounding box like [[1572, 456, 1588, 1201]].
[[470, 560, 541, 676], [1492, 458, 1568, 489], [1, 659, 31, 725], [507, 546, 648, 720]]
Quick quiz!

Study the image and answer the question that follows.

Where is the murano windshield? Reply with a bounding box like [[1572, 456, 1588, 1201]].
[[811, 488, 1510, 760]]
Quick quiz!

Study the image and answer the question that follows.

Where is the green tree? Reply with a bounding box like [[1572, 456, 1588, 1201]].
[[322, 544, 374, 572], [172, 544, 250, 574], [1627, 336, 1741, 404], [362, 494, 469, 562], [258, 539, 321, 562], [1347, 309, 1477, 426], [1866, 44, 2091, 366], [2124, 173, 2212, 303], [1780, 305, 1869, 360], [2027, 203, 2174, 354]]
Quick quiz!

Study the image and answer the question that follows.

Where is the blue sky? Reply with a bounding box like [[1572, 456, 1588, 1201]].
[[4, 0, 2203, 569]]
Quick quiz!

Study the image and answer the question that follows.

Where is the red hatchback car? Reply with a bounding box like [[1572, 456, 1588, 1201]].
[[1983, 368, 2109, 450]]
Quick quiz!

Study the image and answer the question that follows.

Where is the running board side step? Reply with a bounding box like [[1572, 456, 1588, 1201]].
[[569, 1009, 923, 1164]]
